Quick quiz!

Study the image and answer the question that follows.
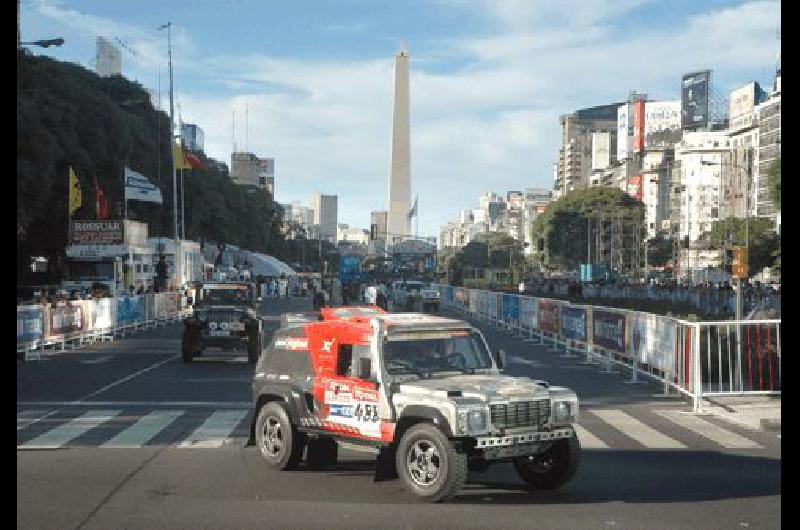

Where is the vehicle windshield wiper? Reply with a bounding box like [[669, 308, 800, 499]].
[[387, 359, 429, 378]]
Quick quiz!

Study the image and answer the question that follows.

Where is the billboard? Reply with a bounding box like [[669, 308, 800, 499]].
[[633, 100, 645, 153], [538, 300, 561, 334], [728, 82, 766, 132], [626, 176, 643, 201], [681, 70, 710, 130], [70, 220, 124, 245], [561, 306, 588, 342], [592, 132, 611, 170], [617, 104, 632, 160], [644, 101, 682, 149]]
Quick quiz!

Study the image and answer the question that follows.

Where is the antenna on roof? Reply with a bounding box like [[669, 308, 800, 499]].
[[232, 110, 236, 154], [245, 100, 249, 153]]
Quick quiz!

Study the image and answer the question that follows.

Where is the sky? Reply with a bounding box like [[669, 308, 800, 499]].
[[21, 0, 781, 237]]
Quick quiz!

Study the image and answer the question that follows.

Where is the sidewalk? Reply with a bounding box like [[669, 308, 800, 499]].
[[702, 396, 781, 432]]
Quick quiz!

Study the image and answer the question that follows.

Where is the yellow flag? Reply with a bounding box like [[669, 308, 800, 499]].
[[173, 142, 191, 170], [69, 166, 82, 216]]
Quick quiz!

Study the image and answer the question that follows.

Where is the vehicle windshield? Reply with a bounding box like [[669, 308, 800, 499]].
[[383, 330, 494, 377], [200, 285, 252, 305], [403, 282, 425, 291]]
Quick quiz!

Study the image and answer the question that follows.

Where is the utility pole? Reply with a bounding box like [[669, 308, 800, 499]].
[[160, 22, 180, 289]]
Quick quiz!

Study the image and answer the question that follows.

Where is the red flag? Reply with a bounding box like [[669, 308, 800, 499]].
[[94, 175, 110, 219], [184, 148, 203, 170]]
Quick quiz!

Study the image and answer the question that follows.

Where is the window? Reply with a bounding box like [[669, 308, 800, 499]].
[[136, 264, 142, 273], [336, 345, 353, 377]]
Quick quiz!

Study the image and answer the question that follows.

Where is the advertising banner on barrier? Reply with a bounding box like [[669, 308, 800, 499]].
[[503, 295, 520, 324], [117, 295, 145, 325], [154, 293, 167, 319], [631, 312, 676, 373], [88, 298, 113, 330], [476, 291, 487, 316], [520, 297, 538, 330], [496, 293, 504, 321], [561, 306, 588, 342], [469, 290, 478, 313], [48, 302, 84, 337], [592, 309, 627, 354], [454, 287, 468, 308], [17, 305, 44, 344], [539, 299, 561, 334], [486, 292, 497, 320], [165, 293, 179, 317]]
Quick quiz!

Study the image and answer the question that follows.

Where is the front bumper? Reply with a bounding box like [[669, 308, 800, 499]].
[[474, 427, 574, 460]]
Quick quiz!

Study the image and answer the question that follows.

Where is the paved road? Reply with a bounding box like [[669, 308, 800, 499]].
[[17, 297, 780, 529]]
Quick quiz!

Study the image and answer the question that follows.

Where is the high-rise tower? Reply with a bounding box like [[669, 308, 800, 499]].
[[387, 42, 411, 245]]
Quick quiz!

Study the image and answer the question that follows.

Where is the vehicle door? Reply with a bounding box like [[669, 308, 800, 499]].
[[311, 327, 382, 440]]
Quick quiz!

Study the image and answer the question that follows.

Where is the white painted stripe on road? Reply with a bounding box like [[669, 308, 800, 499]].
[[74, 355, 179, 402], [178, 409, 249, 448], [18, 401, 252, 408], [18, 410, 121, 449], [573, 424, 609, 449], [592, 409, 687, 449], [102, 410, 183, 448], [17, 410, 56, 431], [656, 411, 763, 449]]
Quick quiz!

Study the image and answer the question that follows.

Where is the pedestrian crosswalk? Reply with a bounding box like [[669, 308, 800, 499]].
[[16, 406, 769, 452]]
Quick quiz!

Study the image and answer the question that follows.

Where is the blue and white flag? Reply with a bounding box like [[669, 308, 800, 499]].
[[124, 167, 163, 204]]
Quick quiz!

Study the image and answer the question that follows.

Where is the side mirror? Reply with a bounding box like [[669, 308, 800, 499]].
[[358, 358, 372, 380], [497, 349, 507, 370]]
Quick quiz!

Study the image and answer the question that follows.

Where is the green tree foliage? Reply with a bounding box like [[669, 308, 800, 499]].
[[17, 51, 284, 279], [530, 187, 644, 270], [767, 158, 780, 210], [702, 217, 779, 276], [646, 237, 673, 267]]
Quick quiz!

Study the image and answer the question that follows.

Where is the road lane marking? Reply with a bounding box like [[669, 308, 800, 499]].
[[73, 355, 179, 402], [591, 409, 687, 449], [102, 410, 184, 448], [573, 424, 609, 449], [17, 410, 56, 431], [178, 409, 249, 448], [656, 411, 763, 449], [18, 410, 121, 449]]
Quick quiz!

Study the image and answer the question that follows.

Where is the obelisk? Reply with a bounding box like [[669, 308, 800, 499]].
[[387, 41, 411, 245]]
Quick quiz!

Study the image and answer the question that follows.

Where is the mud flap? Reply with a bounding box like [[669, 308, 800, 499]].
[[374, 446, 398, 482]]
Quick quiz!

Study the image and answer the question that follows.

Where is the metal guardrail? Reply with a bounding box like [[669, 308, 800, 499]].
[[438, 285, 781, 412], [17, 292, 189, 361]]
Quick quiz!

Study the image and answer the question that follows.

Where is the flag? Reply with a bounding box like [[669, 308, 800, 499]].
[[125, 167, 163, 204], [173, 141, 191, 170], [407, 196, 418, 221], [184, 148, 203, 169], [69, 166, 82, 217], [93, 175, 110, 219]]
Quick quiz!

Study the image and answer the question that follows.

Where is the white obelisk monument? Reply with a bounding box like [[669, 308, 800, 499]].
[[386, 41, 411, 246]]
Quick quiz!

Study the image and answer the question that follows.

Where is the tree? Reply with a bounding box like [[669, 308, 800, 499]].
[[702, 217, 779, 276], [531, 187, 644, 270]]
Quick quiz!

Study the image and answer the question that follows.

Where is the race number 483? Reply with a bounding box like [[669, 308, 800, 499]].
[[354, 403, 379, 422]]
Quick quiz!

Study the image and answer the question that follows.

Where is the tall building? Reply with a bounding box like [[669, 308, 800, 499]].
[[311, 194, 338, 243], [256, 158, 275, 197], [230, 152, 274, 198], [386, 42, 412, 244], [727, 81, 766, 220], [96, 37, 121, 77], [369, 210, 388, 253], [754, 70, 781, 220], [554, 103, 622, 197], [181, 123, 205, 153]]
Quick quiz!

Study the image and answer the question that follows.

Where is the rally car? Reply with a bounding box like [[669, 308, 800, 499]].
[[249, 312, 580, 502], [182, 281, 263, 363]]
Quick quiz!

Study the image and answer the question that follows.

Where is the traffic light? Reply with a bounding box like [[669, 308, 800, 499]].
[[732, 246, 748, 279], [724, 248, 734, 273]]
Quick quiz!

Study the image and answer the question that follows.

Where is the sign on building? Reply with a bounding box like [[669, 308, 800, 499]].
[[681, 70, 711, 130]]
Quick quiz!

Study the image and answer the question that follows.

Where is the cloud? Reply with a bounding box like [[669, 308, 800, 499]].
[[27, 0, 781, 234]]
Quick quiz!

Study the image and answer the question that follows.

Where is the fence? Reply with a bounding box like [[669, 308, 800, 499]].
[[17, 292, 188, 361], [528, 283, 781, 318], [438, 285, 781, 412]]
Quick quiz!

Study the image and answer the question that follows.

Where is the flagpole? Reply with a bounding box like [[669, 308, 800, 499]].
[[180, 166, 185, 239], [161, 21, 180, 290]]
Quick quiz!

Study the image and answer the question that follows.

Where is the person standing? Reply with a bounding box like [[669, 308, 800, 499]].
[[366, 283, 378, 305]]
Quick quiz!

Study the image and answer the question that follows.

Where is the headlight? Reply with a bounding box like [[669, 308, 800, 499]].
[[457, 408, 488, 435], [552, 399, 578, 424]]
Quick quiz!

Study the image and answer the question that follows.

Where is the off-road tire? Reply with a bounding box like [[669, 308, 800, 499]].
[[305, 436, 338, 469], [255, 402, 305, 470], [513, 435, 581, 489], [396, 423, 468, 503], [181, 328, 199, 363]]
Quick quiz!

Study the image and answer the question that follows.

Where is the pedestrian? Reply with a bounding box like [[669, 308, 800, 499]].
[[366, 283, 378, 305]]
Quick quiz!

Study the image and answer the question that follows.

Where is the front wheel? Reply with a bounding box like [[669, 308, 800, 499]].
[[255, 402, 305, 470], [396, 423, 468, 502], [513, 435, 581, 489]]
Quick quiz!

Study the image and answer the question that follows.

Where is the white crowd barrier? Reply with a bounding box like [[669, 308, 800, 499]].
[[17, 292, 189, 361], [438, 284, 781, 412]]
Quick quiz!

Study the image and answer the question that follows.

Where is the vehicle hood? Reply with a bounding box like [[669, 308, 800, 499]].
[[396, 374, 549, 402]]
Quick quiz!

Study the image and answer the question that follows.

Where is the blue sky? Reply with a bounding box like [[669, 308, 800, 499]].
[[21, 0, 780, 236]]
